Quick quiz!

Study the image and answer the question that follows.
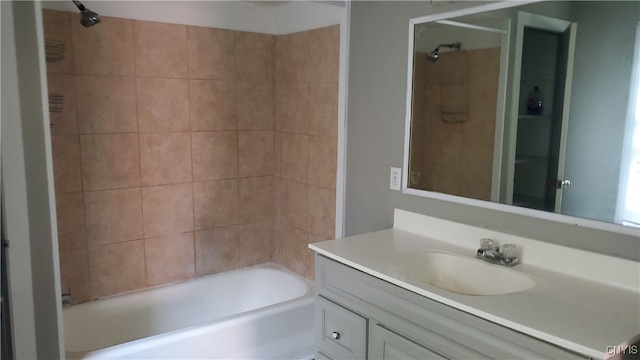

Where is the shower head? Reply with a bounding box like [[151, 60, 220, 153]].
[[72, 0, 100, 28], [426, 42, 462, 63], [427, 51, 439, 63]]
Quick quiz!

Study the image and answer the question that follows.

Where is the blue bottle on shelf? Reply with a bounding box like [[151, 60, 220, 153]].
[[526, 86, 543, 115]]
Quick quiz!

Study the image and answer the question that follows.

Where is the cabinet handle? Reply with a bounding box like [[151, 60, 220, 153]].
[[332, 331, 341, 340]]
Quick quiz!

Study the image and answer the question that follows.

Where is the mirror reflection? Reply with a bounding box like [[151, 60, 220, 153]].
[[406, 1, 640, 228]]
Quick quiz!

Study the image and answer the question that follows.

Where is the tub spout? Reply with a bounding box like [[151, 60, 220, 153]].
[[62, 288, 75, 305]]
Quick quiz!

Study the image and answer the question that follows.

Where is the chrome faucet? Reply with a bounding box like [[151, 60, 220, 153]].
[[61, 288, 75, 305], [476, 238, 519, 267]]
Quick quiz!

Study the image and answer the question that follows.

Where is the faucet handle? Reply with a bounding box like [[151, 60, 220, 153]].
[[479, 238, 495, 250], [499, 244, 517, 260]]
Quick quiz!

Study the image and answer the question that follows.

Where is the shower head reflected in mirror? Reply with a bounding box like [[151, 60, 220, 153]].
[[427, 42, 462, 62], [72, 0, 100, 28]]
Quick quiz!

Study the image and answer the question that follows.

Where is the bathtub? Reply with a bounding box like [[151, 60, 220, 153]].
[[64, 262, 315, 359]]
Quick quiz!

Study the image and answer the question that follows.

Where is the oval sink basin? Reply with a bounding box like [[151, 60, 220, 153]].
[[398, 252, 536, 296]]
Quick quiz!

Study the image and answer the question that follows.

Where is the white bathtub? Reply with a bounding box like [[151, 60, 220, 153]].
[[64, 262, 315, 359]]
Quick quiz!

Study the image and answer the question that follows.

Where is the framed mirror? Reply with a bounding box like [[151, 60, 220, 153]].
[[403, 1, 640, 236]]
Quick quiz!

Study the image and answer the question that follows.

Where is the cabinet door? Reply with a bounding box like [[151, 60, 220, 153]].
[[369, 324, 448, 360], [316, 296, 367, 359]]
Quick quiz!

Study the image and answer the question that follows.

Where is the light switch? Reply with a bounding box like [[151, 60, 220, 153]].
[[390, 167, 401, 191]]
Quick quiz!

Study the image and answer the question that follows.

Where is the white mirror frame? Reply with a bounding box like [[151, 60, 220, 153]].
[[401, 0, 640, 237]]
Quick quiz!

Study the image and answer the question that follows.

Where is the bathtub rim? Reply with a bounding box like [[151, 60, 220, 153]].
[[65, 261, 313, 306]]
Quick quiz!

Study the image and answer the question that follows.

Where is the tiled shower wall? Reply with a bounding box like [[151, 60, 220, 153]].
[[410, 48, 498, 201], [44, 10, 339, 302], [273, 27, 339, 279]]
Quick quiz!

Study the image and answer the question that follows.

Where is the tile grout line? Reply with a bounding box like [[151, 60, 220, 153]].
[[185, 24, 199, 279], [130, 19, 151, 288], [232, 30, 242, 272]]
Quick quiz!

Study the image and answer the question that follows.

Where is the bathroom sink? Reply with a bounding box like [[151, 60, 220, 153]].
[[398, 252, 536, 296]]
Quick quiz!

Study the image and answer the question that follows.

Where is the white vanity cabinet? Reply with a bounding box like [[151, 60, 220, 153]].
[[314, 254, 589, 360]]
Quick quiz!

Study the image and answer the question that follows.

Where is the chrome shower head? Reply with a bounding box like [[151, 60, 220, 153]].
[[427, 50, 439, 62], [72, 0, 100, 28], [426, 42, 462, 62]]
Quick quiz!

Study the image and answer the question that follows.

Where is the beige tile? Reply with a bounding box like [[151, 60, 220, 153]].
[[43, 10, 74, 74], [52, 134, 82, 193], [275, 31, 308, 85], [80, 133, 140, 191], [72, 15, 134, 76], [84, 188, 143, 246], [75, 75, 137, 134], [307, 135, 337, 190], [275, 84, 309, 134], [238, 177, 274, 223], [428, 129, 461, 168], [142, 183, 194, 238], [236, 82, 273, 131], [277, 178, 307, 231], [468, 47, 500, 84], [193, 180, 238, 230], [55, 192, 86, 250], [427, 163, 460, 195], [272, 221, 284, 264], [308, 82, 338, 137], [89, 241, 146, 298], [133, 20, 188, 78], [59, 248, 91, 303], [465, 102, 496, 141], [140, 132, 192, 186], [235, 31, 274, 83], [273, 177, 281, 221], [459, 171, 492, 201], [278, 223, 307, 276], [188, 26, 234, 80], [305, 249, 315, 281], [412, 53, 429, 92], [280, 133, 307, 183], [306, 25, 340, 83], [136, 78, 189, 132], [47, 74, 77, 134], [238, 221, 273, 267], [238, 131, 274, 177], [411, 89, 429, 129], [468, 52, 499, 136], [461, 127, 494, 161], [307, 185, 335, 239], [274, 132, 282, 177], [191, 131, 238, 181], [145, 232, 195, 286], [439, 52, 467, 85], [195, 226, 239, 276], [189, 80, 236, 131]]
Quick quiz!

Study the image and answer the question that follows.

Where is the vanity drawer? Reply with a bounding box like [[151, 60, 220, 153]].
[[316, 295, 367, 359]]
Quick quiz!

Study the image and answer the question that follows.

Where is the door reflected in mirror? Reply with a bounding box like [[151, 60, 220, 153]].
[[405, 1, 640, 229]]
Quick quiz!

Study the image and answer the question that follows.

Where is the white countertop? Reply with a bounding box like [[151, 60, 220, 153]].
[[309, 210, 640, 359]]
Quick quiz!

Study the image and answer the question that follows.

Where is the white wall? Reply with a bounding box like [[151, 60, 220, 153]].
[[414, 18, 504, 53], [562, 1, 640, 223]]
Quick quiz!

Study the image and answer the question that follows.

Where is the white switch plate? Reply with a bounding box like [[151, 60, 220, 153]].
[[390, 167, 401, 191]]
